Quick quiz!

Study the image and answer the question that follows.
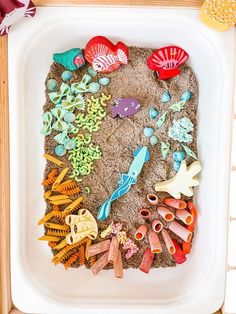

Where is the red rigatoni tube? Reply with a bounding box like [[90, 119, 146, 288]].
[[114, 249, 123, 278], [134, 225, 147, 241], [176, 209, 193, 225], [148, 231, 162, 254], [157, 206, 174, 222], [163, 198, 187, 209], [161, 229, 176, 255], [169, 221, 192, 242], [88, 239, 110, 258], [108, 236, 119, 264], [91, 251, 109, 275], [182, 202, 198, 255], [139, 248, 154, 273], [172, 240, 187, 264], [152, 219, 163, 233]]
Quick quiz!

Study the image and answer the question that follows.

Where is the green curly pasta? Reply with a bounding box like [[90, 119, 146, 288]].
[[69, 93, 111, 181]]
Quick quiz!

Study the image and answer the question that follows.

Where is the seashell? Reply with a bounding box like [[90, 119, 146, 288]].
[[163, 198, 187, 209], [173, 151, 186, 162], [64, 139, 76, 150], [161, 91, 171, 103], [147, 46, 189, 80], [173, 160, 181, 172], [147, 193, 158, 205], [150, 135, 158, 146], [144, 127, 154, 138], [61, 70, 72, 82], [64, 112, 75, 123], [65, 208, 98, 244], [47, 79, 57, 92], [89, 82, 100, 94], [149, 108, 159, 119], [99, 77, 110, 86], [53, 48, 85, 71], [87, 66, 97, 77], [181, 90, 192, 101], [139, 208, 152, 219], [55, 145, 67, 157]]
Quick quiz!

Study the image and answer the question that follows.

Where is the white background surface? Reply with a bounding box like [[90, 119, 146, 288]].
[[8, 7, 235, 314]]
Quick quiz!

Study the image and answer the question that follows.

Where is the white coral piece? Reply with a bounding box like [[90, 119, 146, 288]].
[[154, 160, 201, 199]]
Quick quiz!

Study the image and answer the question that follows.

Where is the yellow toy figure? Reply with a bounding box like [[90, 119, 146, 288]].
[[200, 0, 236, 31]]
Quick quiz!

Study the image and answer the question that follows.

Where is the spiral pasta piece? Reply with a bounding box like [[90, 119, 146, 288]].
[[61, 187, 81, 196], [78, 245, 85, 266], [42, 168, 59, 186], [46, 229, 68, 237], [89, 255, 97, 267], [64, 251, 81, 269]]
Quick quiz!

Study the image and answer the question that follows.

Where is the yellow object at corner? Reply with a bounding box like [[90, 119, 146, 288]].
[[200, 0, 236, 31]]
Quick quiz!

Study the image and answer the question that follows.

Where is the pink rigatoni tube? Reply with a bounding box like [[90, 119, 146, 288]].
[[161, 229, 176, 254], [169, 221, 192, 242], [139, 248, 154, 273], [176, 209, 193, 225], [134, 225, 147, 241], [157, 206, 174, 222], [147, 193, 158, 205], [148, 231, 162, 254], [139, 208, 152, 219], [152, 219, 163, 233]]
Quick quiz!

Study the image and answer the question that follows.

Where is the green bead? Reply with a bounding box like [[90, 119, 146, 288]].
[[87, 66, 97, 77]]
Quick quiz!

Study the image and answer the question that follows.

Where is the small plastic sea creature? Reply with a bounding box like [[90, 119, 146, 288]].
[[168, 117, 194, 143], [111, 97, 141, 118], [169, 100, 186, 112], [65, 208, 98, 244], [47, 79, 57, 92], [150, 135, 158, 146], [161, 141, 170, 159], [156, 111, 167, 128], [53, 48, 85, 71], [97, 146, 150, 220], [55, 144, 67, 157], [99, 77, 110, 86], [173, 151, 186, 162], [143, 127, 154, 138], [154, 160, 201, 199], [61, 70, 72, 82], [161, 91, 171, 103], [181, 90, 192, 101], [85, 36, 128, 73], [149, 107, 159, 119], [147, 46, 189, 80]]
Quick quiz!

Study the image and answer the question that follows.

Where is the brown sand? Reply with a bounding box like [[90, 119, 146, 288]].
[[43, 46, 198, 269]]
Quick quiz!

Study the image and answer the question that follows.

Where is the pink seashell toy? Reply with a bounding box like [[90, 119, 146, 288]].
[[147, 46, 189, 80]]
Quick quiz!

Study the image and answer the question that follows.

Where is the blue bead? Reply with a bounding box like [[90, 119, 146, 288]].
[[64, 112, 75, 123], [89, 82, 100, 94], [173, 151, 186, 162], [55, 145, 67, 157], [173, 160, 181, 172], [144, 127, 154, 138], [99, 77, 110, 86], [47, 79, 57, 91], [61, 70, 73, 81], [161, 91, 171, 103], [150, 135, 158, 146], [149, 108, 159, 119], [181, 90, 192, 101]]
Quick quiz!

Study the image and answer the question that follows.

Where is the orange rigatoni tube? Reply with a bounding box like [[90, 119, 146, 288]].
[[91, 251, 109, 275], [176, 209, 193, 225], [88, 239, 110, 258], [163, 198, 187, 209], [114, 249, 123, 278], [148, 231, 162, 254], [182, 202, 197, 255], [139, 248, 154, 274], [169, 221, 192, 242], [134, 225, 147, 240], [161, 229, 175, 254], [157, 206, 174, 222], [108, 236, 119, 264]]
